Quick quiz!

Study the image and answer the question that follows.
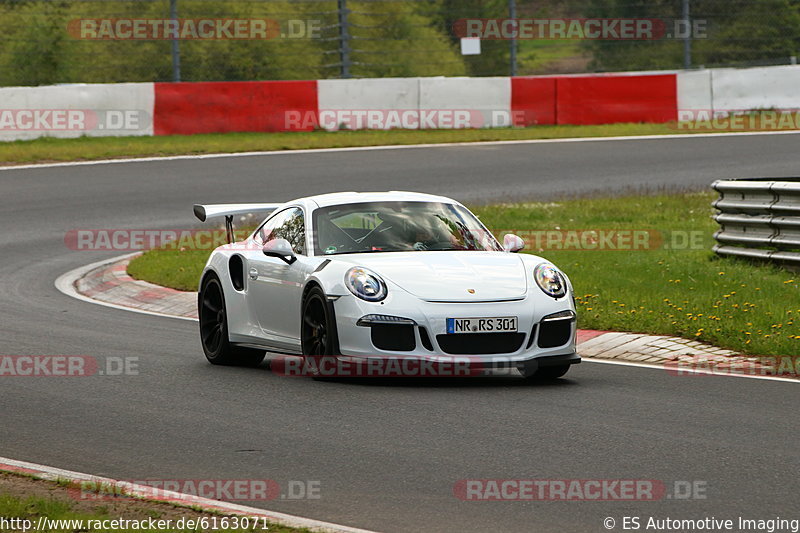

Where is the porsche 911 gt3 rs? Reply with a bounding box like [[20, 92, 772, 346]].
[[194, 191, 579, 379]]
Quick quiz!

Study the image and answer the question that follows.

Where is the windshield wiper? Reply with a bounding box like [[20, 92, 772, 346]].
[[324, 249, 397, 255]]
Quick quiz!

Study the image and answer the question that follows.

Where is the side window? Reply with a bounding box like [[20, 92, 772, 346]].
[[255, 208, 306, 255], [254, 210, 290, 245], [274, 209, 306, 255]]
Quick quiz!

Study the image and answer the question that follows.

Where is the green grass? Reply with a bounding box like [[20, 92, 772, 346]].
[[128, 192, 800, 356], [0, 493, 308, 532], [0, 122, 747, 166], [0, 473, 311, 533], [128, 248, 212, 292]]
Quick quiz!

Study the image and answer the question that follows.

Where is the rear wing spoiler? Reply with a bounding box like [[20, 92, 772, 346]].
[[193, 203, 281, 243]]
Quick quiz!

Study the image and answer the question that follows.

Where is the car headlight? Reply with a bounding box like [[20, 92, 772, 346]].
[[534, 263, 567, 298], [345, 267, 387, 302]]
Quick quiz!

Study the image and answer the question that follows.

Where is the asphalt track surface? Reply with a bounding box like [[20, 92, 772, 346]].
[[1, 133, 799, 532]]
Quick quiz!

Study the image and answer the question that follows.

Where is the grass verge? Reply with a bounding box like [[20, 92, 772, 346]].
[[0, 121, 768, 166], [128, 192, 800, 356], [0, 471, 310, 533], [128, 248, 212, 292]]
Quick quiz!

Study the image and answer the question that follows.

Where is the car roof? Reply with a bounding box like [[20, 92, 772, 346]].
[[305, 191, 460, 208]]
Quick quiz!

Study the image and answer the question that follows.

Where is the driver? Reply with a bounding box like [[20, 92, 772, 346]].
[[412, 223, 460, 251]]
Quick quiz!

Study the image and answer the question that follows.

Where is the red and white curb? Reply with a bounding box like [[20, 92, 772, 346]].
[[55, 253, 196, 322], [0, 456, 378, 533], [56, 254, 798, 383]]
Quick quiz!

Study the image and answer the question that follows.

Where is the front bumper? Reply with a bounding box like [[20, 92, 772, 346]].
[[331, 286, 578, 366]]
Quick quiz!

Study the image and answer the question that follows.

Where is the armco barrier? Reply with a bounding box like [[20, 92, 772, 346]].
[[153, 80, 317, 135], [712, 178, 800, 265], [554, 73, 677, 125]]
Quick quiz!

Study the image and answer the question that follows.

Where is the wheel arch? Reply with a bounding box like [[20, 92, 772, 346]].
[[302, 278, 323, 301], [300, 278, 341, 356], [200, 267, 221, 284]]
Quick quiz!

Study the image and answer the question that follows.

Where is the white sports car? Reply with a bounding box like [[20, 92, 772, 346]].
[[194, 191, 579, 379]]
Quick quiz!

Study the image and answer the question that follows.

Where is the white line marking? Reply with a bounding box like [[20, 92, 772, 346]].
[[54, 253, 196, 322], [0, 456, 378, 533], [4, 129, 800, 171], [582, 357, 799, 384]]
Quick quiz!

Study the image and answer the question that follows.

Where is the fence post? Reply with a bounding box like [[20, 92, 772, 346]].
[[682, 0, 692, 69], [170, 0, 181, 82], [509, 0, 517, 76], [338, 0, 351, 79]]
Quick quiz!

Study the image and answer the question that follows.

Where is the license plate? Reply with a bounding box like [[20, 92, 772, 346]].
[[446, 317, 518, 334]]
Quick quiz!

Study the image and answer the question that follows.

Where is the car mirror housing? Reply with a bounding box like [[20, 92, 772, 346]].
[[503, 234, 525, 253], [262, 238, 297, 264]]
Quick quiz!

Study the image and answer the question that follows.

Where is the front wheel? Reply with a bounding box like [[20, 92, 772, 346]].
[[199, 275, 265, 367], [301, 286, 340, 378]]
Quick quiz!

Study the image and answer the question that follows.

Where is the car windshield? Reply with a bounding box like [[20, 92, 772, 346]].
[[312, 201, 502, 256]]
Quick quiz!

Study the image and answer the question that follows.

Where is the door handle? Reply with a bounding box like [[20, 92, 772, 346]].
[[248, 267, 258, 280]]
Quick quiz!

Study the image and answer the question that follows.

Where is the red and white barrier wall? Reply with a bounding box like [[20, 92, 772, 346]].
[[0, 83, 154, 141], [1, 64, 799, 141], [512, 72, 677, 126], [154, 80, 317, 135]]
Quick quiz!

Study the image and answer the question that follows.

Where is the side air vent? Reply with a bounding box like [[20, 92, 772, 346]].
[[229, 255, 245, 291]]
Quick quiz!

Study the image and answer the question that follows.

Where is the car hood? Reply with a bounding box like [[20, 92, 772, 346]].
[[337, 251, 528, 302]]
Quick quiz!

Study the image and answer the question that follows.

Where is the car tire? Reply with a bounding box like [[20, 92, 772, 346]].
[[199, 275, 265, 367], [301, 285, 340, 379], [530, 364, 571, 380]]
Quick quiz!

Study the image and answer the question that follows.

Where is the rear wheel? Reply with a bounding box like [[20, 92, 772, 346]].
[[301, 286, 339, 378], [199, 275, 265, 367]]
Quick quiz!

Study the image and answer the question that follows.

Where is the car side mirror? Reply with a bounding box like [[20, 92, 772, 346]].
[[263, 238, 297, 264], [503, 234, 525, 253]]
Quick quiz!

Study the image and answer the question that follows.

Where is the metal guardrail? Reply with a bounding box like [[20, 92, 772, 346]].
[[712, 178, 800, 264]]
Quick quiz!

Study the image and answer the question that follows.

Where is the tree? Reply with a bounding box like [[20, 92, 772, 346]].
[[345, 1, 466, 78], [583, 0, 800, 71], [432, 0, 509, 76]]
